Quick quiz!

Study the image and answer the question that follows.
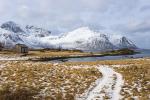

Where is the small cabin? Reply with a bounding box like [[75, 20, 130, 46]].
[[15, 44, 28, 53], [0, 43, 4, 51]]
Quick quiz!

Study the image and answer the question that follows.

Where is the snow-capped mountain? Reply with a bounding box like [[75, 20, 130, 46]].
[[1, 21, 24, 33], [85, 34, 115, 51], [118, 37, 137, 49], [0, 27, 25, 48], [25, 25, 51, 37], [0, 21, 137, 51], [0, 21, 53, 48], [46, 27, 115, 51], [51, 27, 137, 51]]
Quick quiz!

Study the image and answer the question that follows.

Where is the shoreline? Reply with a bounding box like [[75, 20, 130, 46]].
[[30, 53, 140, 62]]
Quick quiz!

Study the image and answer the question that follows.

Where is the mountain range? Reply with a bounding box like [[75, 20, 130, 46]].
[[0, 21, 137, 51]]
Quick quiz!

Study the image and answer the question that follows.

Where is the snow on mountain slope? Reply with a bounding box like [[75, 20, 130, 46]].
[[118, 37, 137, 49], [25, 25, 51, 37], [1, 21, 24, 33], [86, 35, 115, 51], [0, 21, 53, 48], [60, 27, 95, 42], [50, 27, 137, 51], [48, 27, 116, 51], [0, 28, 24, 48], [109, 36, 137, 49], [0, 21, 137, 51]]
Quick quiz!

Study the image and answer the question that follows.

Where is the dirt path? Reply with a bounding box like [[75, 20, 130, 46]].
[[76, 65, 124, 100]]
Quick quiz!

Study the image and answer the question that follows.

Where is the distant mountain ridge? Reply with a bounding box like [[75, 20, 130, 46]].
[[1, 21, 25, 33], [25, 25, 51, 37], [0, 21, 137, 51]]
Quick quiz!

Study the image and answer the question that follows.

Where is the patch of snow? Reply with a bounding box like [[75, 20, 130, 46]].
[[0, 64, 5, 69], [76, 65, 124, 100], [0, 21, 137, 51], [0, 55, 29, 61]]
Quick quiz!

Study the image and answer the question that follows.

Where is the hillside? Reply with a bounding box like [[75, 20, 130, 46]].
[[0, 21, 137, 51]]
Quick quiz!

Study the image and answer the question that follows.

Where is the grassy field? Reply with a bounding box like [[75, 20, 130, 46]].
[[0, 61, 101, 100], [63, 58, 150, 66], [0, 49, 90, 57], [0, 50, 149, 100], [27, 49, 89, 57], [114, 62, 150, 99], [0, 48, 137, 58], [64, 58, 150, 99]]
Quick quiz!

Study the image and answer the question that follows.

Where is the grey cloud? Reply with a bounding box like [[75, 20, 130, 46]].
[[111, 20, 150, 49], [112, 21, 150, 33], [0, 0, 150, 48], [140, 5, 150, 12]]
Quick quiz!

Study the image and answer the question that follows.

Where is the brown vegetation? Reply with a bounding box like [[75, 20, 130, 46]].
[[0, 61, 101, 100], [114, 63, 150, 99], [0, 55, 149, 99], [64, 58, 150, 66]]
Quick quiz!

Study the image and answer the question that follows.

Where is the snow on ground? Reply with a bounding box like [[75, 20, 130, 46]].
[[0, 64, 5, 69], [0, 54, 29, 61], [0, 62, 101, 99], [76, 65, 124, 100]]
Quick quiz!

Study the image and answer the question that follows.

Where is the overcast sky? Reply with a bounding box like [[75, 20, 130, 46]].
[[0, 0, 150, 48]]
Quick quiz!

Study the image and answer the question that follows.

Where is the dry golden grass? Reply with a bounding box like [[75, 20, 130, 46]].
[[0, 50, 16, 55], [63, 58, 150, 66], [64, 58, 150, 99], [0, 50, 92, 59], [27, 50, 91, 57], [0, 58, 149, 100], [114, 63, 150, 100], [0, 61, 101, 100]]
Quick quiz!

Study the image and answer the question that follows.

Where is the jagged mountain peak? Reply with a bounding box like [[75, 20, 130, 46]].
[[73, 27, 91, 31], [71, 27, 100, 34], [60, 27, 100, 41], [56, 27, 138, 51], [66, 27, 95, 35], [25, 25, 51, 33], [118, 36, 137, 49], [2, 21, 16, 25], [25, 25, 51, 37], [121, 36, 130, 42], [0, 23, 138, 51], [1, 21, 51, 37], [1, 21, 24, 33], [2, 21, 17, 26]]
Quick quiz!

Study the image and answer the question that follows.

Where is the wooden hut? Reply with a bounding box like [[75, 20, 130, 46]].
[[0, 43, 4, 51], [15, 44, 28, 53]]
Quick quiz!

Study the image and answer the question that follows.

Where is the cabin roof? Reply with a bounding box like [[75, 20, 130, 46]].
[[16, 43, 28, 48]]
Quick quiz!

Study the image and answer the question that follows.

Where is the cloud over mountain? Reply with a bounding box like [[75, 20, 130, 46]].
[[0, 21, 137, 51], [0, 0, 149, 48]]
